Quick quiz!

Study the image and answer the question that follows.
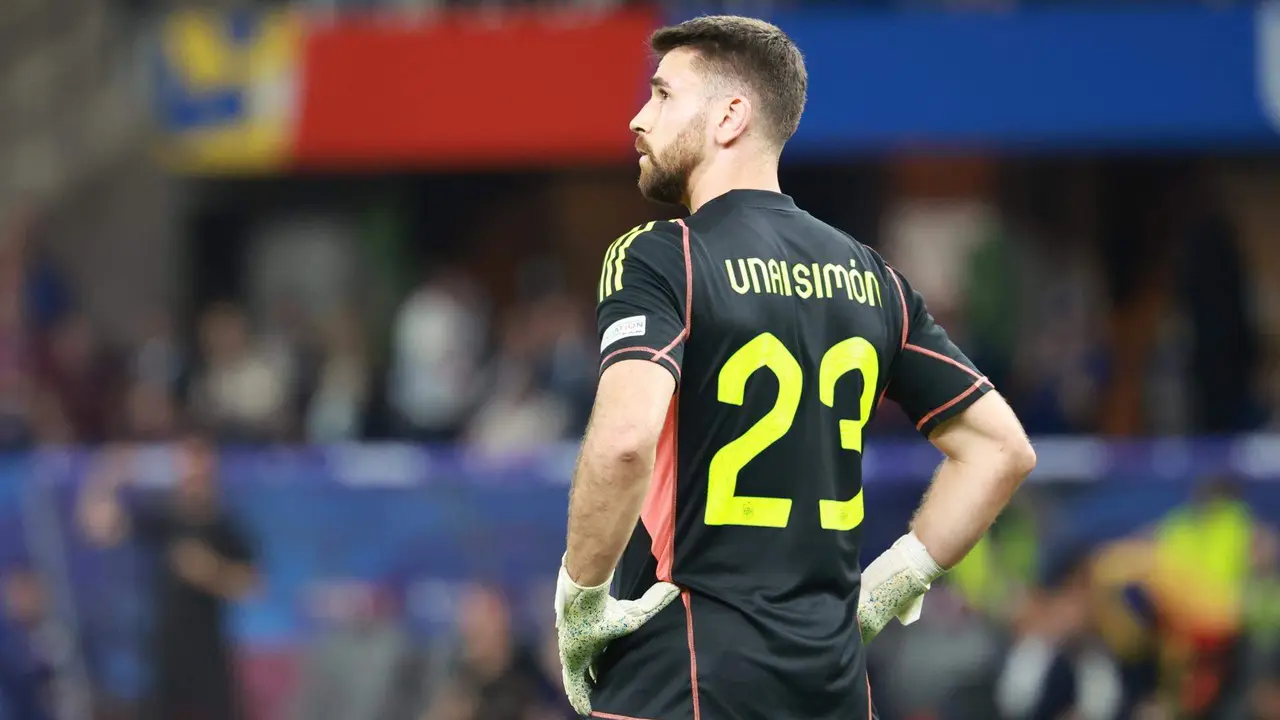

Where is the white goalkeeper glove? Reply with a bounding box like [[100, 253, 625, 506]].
[[858, 532, 945, 645], [554, 561, 680, 716]]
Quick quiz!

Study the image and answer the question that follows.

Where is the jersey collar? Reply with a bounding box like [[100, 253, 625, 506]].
[[697, 189, 798, 214]]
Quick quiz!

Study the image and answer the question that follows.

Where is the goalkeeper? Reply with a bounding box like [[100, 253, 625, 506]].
[[553, 14, 1037, 720]]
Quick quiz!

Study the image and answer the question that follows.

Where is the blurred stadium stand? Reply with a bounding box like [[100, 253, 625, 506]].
[[0, 1, 1279, 720]]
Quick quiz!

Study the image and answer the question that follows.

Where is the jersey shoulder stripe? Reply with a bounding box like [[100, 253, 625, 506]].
[[597, 219, 684, 302]]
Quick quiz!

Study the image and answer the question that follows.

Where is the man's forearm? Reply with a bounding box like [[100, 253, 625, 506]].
[[217, 563, 257, 600], [190, 558, 256, 600], [910, 454, 1029, 569], [564, 447, 654, 587]]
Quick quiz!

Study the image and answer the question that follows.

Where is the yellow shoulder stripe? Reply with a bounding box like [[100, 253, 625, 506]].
[[598, 220, 656, 301]]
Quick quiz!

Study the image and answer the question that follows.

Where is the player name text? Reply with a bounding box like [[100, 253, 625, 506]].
[[724, 258, 882, 306]]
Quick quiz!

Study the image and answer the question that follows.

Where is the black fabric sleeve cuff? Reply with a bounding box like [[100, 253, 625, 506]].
[[599, 345, 681, 385]]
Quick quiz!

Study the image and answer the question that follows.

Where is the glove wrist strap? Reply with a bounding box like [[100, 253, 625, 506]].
[[560, 556, 613, 593], [896, 532, 944, 585]]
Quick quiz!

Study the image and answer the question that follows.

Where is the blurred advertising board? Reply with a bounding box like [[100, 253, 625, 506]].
[[150, 4, 1280, 173], [152, 9, 304, 173], [292, 8, 660, 169], [5, 440, 1280, 712], [150, 7, 658, 174]]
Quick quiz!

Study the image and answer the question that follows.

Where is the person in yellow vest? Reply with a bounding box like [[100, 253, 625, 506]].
[[1090, 538, 1159, 712], [947, 497, 1040, 620], [1149, 475, 1272, 719]]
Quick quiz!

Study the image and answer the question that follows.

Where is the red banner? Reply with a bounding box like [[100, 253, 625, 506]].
[[293, 9, 658, 169]]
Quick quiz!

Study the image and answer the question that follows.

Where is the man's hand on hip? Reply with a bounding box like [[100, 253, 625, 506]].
[[857, 532, 944, 645], [554, 563, 680, 716]]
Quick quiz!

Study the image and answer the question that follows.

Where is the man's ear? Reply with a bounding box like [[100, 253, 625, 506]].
[[714, 96, 752, 146]]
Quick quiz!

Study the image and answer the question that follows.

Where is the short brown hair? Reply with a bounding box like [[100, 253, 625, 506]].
[[650, 16, 807, 148]]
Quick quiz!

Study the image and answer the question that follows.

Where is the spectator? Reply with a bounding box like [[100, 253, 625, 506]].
[[132, 311, 185, 397], [190, 302, 290, 442], [528, 290, 596, 434], [1254, 650, 1280, 720], [387, 265, 486, 443], [466, 308, 572, 455], [423, 584, 556, 720], [4, 205, 69, 334], [37, 313, 118, 442], [123, 381, 180, 442], [293, 581, 425, 720], [0, 370, 33, 451], [0, 232, 31, 450], [1150, 476, 1264, 719], [78, 433, 258, 720], [27, 385, 73, 446], [1176, 212, 1262, 434], [1009, 286, 1107, 436], [306, 305, 371, 443], [995, 551, 1124, 720], [0, 565, 58, 720], [871, 586, 1006, 719], [261, 296, 314, 422]]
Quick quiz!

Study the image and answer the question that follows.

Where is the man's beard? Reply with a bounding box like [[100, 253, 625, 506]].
[[638, 116, 704, 207]]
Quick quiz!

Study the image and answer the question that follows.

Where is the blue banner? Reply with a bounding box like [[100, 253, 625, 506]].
[[662, 4, 1280, 151], [4, 439, 1280, 707]]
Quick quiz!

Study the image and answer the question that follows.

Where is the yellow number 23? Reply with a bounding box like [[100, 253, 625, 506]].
[[705, 333, 878, 532]]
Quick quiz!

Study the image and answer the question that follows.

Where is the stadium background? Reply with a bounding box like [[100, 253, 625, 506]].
[[1, 0, 1280, 718]]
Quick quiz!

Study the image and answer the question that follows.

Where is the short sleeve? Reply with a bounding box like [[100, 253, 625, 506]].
[[884, 267, 992, 437], [596, 221, 689, 384]]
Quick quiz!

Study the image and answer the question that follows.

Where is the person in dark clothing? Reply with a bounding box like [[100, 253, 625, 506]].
[[0, 565, 56, 720], [424, 584, 561, 720], [1176, 211, 1261, 434], [996, 549, 1124, 720], [79, 434, 258, 720], [1254, 648, 1280, 720]]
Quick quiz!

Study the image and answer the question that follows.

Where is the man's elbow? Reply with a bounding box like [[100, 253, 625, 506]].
[[590, 422, 659, 466], [1003, 437, 1037, 482], [606, 440, 654, 468]]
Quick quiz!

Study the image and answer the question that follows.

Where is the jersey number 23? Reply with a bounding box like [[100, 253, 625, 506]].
[[706, 332, 877, 532]]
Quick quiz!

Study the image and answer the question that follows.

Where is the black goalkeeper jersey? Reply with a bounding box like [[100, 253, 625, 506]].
[[589, 189, 991, 720]]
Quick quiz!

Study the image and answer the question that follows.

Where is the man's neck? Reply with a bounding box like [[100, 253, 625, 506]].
[[687, 158, 781, 213]]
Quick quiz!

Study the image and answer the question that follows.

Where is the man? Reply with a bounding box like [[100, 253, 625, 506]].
[[292, 583, 425, 720], [80, 435, 258, 720], [554, 15, 1037, 720], [423, 584, 558, 720], [995, 550, 1124, 720], [0, 565, 58, 720]]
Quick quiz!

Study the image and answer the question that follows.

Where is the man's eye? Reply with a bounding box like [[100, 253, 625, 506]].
[[658, 90, 670, 100]]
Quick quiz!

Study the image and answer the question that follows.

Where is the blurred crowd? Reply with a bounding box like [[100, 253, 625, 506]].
[[0, 186, 1270, 719], [0, 207, 600, 451], [291, 581, 574, 720], [0, 165, 1275, 452], [867, 478, 1280, 720], [4, 462, 1278, 720]]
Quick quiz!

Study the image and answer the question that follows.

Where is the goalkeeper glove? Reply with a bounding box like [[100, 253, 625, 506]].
[[858, 532, 944, 645], [554, 561, 680, 716]]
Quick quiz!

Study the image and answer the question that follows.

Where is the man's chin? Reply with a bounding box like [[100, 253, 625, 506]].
[[636, 170, 656, 197], [639, 187, 684, 207]]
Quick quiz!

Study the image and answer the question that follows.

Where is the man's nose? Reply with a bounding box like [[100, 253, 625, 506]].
[[630, 105, 651, 135]]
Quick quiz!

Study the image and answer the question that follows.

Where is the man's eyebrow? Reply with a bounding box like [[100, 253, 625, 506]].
[[649, 76, 671, 90]]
